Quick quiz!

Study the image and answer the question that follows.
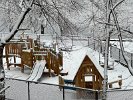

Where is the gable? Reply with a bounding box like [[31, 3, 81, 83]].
[[74, 55, 103, 81]]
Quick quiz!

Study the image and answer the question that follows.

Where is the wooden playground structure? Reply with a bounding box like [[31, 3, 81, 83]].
[[5, 36, 63, 76]]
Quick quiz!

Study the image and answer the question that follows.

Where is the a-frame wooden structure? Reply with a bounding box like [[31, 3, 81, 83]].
[[74, 55, 103, 90]]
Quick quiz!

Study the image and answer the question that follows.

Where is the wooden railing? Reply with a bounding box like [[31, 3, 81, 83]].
[[46, 49, 63, 76]]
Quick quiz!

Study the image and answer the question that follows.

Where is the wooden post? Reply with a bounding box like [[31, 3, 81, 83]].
[[59, 75, 64, 90], [48, 51, 51, 77], [58, 52, 63, 67], [118, 80, 122, 88]]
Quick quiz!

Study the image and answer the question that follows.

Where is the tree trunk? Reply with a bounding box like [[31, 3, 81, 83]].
[[0, 46, 4, 74], [103, 0, 110, 100]]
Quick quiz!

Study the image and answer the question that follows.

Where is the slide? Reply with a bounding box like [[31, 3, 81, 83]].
[[27, 60, 46, 81]]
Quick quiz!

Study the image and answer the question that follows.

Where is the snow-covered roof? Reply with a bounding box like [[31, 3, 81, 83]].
[[63, 46, 104, 81]]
